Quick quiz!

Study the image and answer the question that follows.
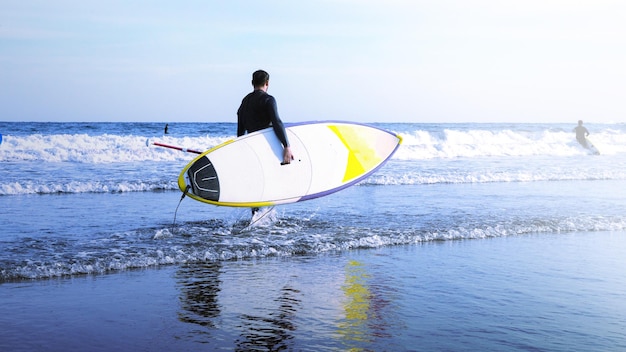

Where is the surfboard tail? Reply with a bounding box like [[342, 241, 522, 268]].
[[186, 156, 220, 201]]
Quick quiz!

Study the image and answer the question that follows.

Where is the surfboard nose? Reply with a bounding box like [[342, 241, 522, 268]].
[[187, 156, 220, 201]]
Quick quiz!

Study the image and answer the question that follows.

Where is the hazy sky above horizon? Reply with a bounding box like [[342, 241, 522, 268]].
[[2, 1, 625, 123]]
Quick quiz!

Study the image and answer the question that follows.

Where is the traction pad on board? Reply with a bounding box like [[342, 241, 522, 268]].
[[187, 156, 220, 201]]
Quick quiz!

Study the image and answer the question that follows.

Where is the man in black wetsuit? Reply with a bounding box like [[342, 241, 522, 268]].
[[574, 120, 590, 148], [237, 70, 294, 165]]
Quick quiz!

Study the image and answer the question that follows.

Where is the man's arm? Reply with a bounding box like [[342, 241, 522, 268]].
[[266, 96, 294, 164], [266, 96, 289, 148]]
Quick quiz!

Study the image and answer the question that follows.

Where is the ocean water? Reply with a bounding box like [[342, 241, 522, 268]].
[[1, 121, 625, 351]]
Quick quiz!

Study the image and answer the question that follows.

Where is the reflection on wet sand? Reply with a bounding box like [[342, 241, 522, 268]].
[[235, 285, 301, 351], [176, 261, 222, 329], [338, 260, 392, 350], [338, 260, 372, 346], [176, 261, 302, 350]]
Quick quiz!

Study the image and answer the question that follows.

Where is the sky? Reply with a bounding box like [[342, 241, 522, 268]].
[[1, 0, 625, 123]]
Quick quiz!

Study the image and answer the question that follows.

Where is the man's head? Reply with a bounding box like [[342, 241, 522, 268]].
[[252, 70, 270, 89], [578, 120, 583, 125]]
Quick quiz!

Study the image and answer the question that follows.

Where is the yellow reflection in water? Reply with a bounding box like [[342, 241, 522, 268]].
[[338, 260, 372, 349]]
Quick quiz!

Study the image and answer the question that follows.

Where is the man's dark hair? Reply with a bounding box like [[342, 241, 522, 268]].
[[252, 70, 269, 87]]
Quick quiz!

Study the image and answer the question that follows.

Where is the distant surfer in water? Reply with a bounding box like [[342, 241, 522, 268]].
[[164, 123, 169, 134], [573, 120, 590, 148]]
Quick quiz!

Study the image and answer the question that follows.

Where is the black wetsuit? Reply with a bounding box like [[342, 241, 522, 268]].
[[237, 89, 289, 147]]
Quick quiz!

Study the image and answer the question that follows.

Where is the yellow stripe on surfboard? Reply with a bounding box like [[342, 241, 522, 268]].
[[185, 193, 276, 208], [328, 125, 383, 182]]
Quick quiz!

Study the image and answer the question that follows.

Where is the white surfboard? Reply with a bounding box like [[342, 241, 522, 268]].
[[585, 138, 600, 155], [178, 121, 402, 207]]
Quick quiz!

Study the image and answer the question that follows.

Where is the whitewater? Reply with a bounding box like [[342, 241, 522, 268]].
[[1, 122, 625, 196]]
